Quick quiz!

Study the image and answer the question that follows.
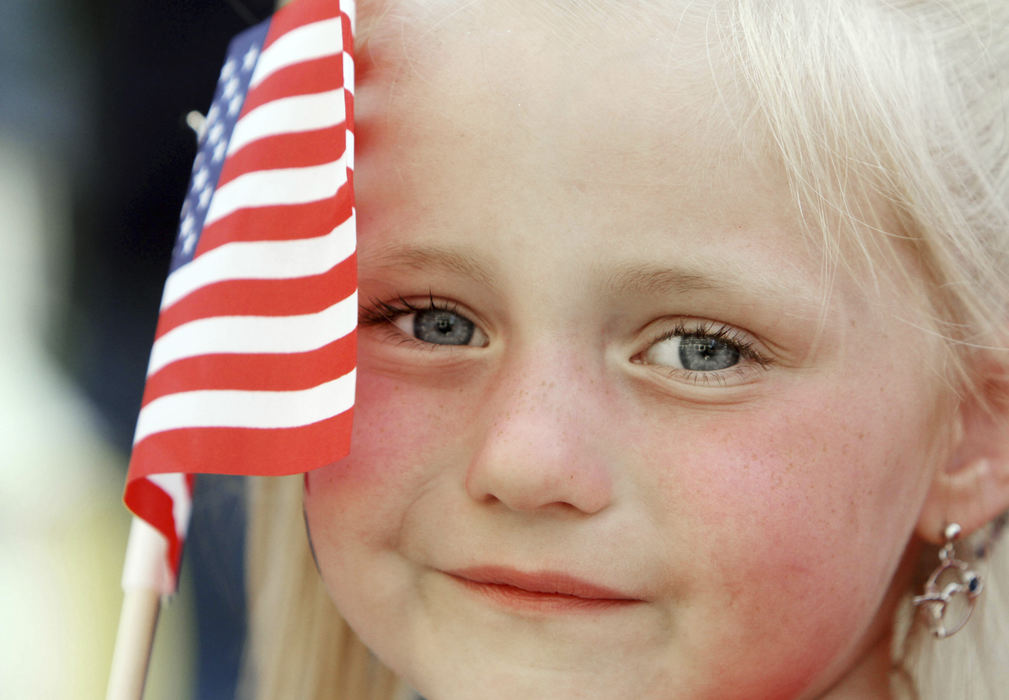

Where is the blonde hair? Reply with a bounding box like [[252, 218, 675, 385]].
[[244, 1, 1009, 698], [720, 0, 1009, 397], [720, 5, 1009, 694], [242, 475, 407, 700]]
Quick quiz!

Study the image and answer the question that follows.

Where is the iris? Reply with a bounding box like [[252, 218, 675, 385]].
[[678, 336, 740, 371], [414, 309, 476, 345]]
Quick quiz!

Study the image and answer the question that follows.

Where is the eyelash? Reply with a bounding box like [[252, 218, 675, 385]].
[[359, 294, 467, 347], [641, 321, 772, 384], [360, 296, 772, 383], [360, 293, 447, 323]]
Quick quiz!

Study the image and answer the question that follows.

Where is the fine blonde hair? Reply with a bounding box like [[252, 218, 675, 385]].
[[242, 475, 407, 700], [243, 1, 1009, 698]]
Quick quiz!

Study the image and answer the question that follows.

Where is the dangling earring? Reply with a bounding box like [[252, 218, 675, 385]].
[[912, 523, 983, 639]]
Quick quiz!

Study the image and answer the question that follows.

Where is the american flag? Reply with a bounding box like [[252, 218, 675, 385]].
[[124, 0, 356, 593]]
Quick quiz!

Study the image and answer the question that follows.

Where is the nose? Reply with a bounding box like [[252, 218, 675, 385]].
[[464, 351, 614, 515]]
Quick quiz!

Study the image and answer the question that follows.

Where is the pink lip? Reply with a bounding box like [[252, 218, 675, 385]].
[[447, 566, 642, 612]]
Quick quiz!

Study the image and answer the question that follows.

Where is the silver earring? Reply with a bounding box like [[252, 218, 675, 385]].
[[912, 523, 983, 639]]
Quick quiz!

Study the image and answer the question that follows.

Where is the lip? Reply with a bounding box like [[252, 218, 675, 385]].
[[446, 566, 643, 612]]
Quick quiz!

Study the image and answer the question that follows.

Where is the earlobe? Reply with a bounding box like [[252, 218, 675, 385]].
[[916, 457, 1009, 544], [916, 351, 1009, 544]]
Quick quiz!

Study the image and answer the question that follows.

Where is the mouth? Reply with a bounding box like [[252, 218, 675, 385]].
[[446, 566, 643, 612]]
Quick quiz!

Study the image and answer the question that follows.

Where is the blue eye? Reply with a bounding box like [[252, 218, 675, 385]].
[[676, 336, 740, 371], [641, 323, 761, 374], [360, 296, 489, 347], [411, 308, 477, 345]]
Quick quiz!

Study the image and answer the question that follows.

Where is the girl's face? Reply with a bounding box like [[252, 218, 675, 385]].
[[306, 2, 956, 698]]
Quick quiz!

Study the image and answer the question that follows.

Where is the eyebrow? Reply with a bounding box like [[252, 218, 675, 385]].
[[362, 243, 820, 314], [604, 262, 727, 298], [361, 243, 498, 289], [603, 259, 824, 320]]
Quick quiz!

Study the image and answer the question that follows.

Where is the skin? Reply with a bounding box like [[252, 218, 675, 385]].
[[305, 2, 959, 697]]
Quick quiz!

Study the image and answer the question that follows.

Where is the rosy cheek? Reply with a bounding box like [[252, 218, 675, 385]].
[[307, 368, 472, 538], [635, 387, 937, 671]]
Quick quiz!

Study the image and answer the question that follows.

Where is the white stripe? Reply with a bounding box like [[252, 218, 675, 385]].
[[228, 89, 347, 156], [250, 18, 344, 88], [161, 214, 355, 310], [147, 473, 193, 538], [149, 291, 356, 376], [346, 129, 354, 171], [204, 155, 348, 227], [343, 51, 354, 95], [134, 369, 356, 445], [344, 0, 356, 36]]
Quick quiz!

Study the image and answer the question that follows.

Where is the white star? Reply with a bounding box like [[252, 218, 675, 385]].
[[206, 104, 221, 125], [192, 152, 205, 172], [228, 94, 242, 117], [199, 185, 213, 210], [207, 122, 225, 145], [221, 59, 237, 80], [223, 76, 239, 100], [192, 167, 209, 191], [213, 140, 227, 163], [182, 233, 197, 254], [243, 45, 259, 71], [181, 214, 195, 237]]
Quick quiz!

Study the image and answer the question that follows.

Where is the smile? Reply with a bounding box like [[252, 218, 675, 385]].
[[446, 566, 643, 613]]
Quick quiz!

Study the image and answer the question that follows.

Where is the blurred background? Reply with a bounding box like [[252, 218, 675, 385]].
[[0, 1, 274, 697]]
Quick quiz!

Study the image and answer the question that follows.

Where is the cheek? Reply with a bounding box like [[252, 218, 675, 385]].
[[305, 367, 469, 549], [633, 382, 943, 667], [653, 381, 935, 539]]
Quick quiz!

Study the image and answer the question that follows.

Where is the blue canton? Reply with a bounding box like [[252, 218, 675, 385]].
[[170, 22, 270, 272]]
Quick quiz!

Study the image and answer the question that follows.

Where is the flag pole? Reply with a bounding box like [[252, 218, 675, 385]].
[[106, 517, 171, 700], [107, 588, 160, 700]]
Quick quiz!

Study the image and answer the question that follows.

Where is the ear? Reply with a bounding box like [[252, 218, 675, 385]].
[[916, 348, 1009, 544]]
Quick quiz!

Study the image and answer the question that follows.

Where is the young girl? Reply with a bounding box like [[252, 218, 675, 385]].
[[242, 1, 1009, 697]]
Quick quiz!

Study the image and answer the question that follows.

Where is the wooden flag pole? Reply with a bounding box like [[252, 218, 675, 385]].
[[106, 517, 172, 700], [106, 587, 160, 700]]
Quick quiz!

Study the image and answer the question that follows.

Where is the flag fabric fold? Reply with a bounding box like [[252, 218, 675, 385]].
[[124, 0, 357, 593]]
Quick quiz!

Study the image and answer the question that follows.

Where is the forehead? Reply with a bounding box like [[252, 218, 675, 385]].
[[359, 0, 742, 152], [355, 0, 797, 247], [352, 0, 949, 376]]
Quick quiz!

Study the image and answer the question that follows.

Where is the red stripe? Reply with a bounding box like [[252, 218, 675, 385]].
[[217, 124, 347, 188], [195, 180, 351, 256], [122, 477, 187, 580], [124, 0, 355, 595], [129, 409, 354, 478], [262, 0, 343, 51], [156, 253, 356, 338], [239, 53, 345, 118], [141, 332, 356, 406]]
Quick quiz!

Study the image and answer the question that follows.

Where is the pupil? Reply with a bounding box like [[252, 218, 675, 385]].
[[679, 336, 739, 371], [414, 309, 475, 345]]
